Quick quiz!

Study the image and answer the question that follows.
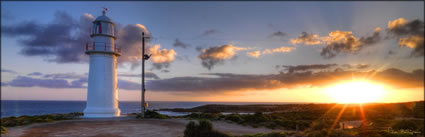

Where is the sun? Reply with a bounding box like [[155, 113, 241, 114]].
[[325, 80, 385, 104]]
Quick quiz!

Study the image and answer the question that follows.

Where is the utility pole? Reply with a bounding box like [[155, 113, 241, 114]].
[[141, 32, 150, 118]]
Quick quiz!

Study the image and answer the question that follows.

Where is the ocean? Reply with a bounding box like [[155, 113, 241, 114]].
[[1, 100, 297, 118]]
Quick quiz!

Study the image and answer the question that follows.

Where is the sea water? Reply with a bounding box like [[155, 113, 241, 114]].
[[1, 100, 297, 118]]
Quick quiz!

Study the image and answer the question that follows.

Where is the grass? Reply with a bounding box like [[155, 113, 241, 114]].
[[0, 112, 83, 134]]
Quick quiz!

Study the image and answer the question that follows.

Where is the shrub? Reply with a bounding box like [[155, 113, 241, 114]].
[[1, 126, 7, 134], [0, 112, 82, 127], [184, 120, 231, 137], [137, 110, 169, 119], [306, 129, 355, 137], [392, 120, 418, 131], [380, 130, 417, 137], [243, 132, 290, 137], [225, 114, 244, 124]]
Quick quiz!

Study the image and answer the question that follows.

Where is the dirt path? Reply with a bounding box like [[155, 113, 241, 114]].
[[3, 118, 282, 137]]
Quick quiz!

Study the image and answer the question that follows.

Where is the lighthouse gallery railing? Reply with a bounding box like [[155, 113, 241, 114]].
[[85, 42, 121, 54]]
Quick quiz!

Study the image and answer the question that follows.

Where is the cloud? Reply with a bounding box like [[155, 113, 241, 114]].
[[3, 68, 422, 93], [43, 72, 86, 79], [2, 11, 176, 67], [290, 32, 322, 45], [118, 72, 160, 80], [247, 46, 295, 58], [115, 24, 151, 68], [198, 44, 250, 70], [1, 11, 93, 63], [2, 76, 82, 88], [387, 18, 424, 57], [1, 68, 17, 74], [173, 39, 190, 49], [148, 44, 177, 70], [387, 18, 423, 36], [247, 50, 261, 58], [398, 36, 424, 57], [289, 28, 382, 59], [27, 72, 43, 76], [281, 64, 338, 73], [1, 73, 148, 90], [144, 68, 423, 93], [320, 29, 382, 58], [269, 31, 286, 38], [341, 64, 370, 69], [201, 29, 218, 36], [262, 46, 295, 54]]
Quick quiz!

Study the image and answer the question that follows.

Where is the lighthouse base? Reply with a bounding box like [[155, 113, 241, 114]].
[[83, 107, 121, 118]]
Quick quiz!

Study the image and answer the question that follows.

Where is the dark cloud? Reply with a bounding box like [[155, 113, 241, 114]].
[[173, 39, 190, 49], [281, 64, 338, 73], [145, 68, 423, 93], [2, 11, 176, 67], [387, 18, 424, 57], [1, 11, 93, 63], [117, 79, 141, 90], [1, 74, 144, 91], [115, 24, 151, 67], [3, 68, 422, 94], [201, 29, 217, 36], [3, 76, 82, 88], [388, 18, 423, 36], [359, 28, 381, 45], [269, 31, 286, 38], [27, 72, 43, 76], [341, 64, 370, 69], [161, 70, 170, 73], [1, 68, 17, 74], [118, 72, 160, 80], [43, 72, 86, 79], [195, 46, 204, 52]]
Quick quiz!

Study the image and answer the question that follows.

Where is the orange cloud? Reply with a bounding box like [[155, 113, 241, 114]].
[[148, 44, 177, 69], [247, 50, 261, 58], [290, 32, 322, 45]]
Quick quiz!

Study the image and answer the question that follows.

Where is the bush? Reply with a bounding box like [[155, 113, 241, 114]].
[[137, 110, 169, 119], [1, 126, 7, 134], [392, 120, 418, 131], [184, 120, 231, 137], [184, 112, 222, 120], [380, 130, 417, 137], [243, 132, 289, 137], [225, 114, 244, 124], [306, 129, 355, 137], [0, 112, 82, 127]]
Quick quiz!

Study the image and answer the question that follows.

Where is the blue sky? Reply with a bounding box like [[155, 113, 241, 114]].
[[1, 2, 424, 102]]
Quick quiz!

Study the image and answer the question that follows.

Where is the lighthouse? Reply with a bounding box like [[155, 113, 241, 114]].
[[84, 9, 121, 118]]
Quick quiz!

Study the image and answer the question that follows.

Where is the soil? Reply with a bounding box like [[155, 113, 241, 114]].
[[3, 117, 282, 137]]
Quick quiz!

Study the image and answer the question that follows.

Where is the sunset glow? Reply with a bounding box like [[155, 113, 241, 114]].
[[325, 81, 385, 103]]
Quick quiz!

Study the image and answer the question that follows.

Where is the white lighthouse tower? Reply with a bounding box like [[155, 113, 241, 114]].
[[84, 9, 121, 118]]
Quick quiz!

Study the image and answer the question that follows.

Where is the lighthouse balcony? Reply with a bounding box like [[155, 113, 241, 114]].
[[85, 42, 121, 56]]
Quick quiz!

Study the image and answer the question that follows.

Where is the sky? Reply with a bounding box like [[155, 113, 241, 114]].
[[1, 1, 424, 103]]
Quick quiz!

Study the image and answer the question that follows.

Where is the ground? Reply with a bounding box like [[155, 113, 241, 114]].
[[3, 117, 282, 137]]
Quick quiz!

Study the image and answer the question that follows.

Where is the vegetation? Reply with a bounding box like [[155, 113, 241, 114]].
[[1, 126, 7, 134], [136, 110, 169, 119], [178, 101, 424, 137], [184, 120, 231, 137], [0, 112, 83, 134], [240, 132, 291, 137]]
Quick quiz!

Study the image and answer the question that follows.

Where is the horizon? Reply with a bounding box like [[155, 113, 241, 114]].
[[1, 1, 424, 103]]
